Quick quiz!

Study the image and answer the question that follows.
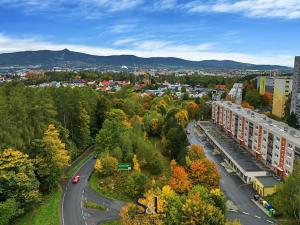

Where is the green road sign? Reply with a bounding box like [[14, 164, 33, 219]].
[[118, 163, 132, 171]]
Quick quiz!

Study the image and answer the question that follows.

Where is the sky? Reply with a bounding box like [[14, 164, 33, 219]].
[[0, 0, 300, 66]]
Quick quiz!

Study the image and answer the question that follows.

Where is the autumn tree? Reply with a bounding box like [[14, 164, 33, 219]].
[[175, 110, 189, 127], [182, 192, 225, 225], [241, 101, 254, 109], [94, 159, 103, 174], [169, 166, 192, 193], [189, 159, 220, 190], [185, 144, 205, 166], [35, 124, 70, 192], [133, 154, 141, 172], [143, 111, 163, 136], [186, 101, 200, 120], [0, 149, 41, 214], [96, 154, 118, 177]]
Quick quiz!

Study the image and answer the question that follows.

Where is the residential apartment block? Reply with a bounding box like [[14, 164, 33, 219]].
[[272, 77, 293, 118], [227, 83, 243, 105], [257, 76, 274, 96], [291, 56, 300, 124], [212, 101, 300, 178]]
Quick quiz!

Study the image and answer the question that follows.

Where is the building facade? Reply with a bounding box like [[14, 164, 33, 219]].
[[272, 77, 293, 118], [227, 83, 243, 105], [212, 101, 300, 179], [291, 56, 300, 124], [257, 76, 274, 96]]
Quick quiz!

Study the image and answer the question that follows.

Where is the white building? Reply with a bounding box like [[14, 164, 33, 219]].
[[212, 101, 300, 178]]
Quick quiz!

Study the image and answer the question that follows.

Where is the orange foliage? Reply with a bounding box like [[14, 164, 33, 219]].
[[262, 92, 273, 106], [189, 159, 220, 190], [169, 166, 192, 193], [186, 102, 199, 119], [241, 101, 254, 110]]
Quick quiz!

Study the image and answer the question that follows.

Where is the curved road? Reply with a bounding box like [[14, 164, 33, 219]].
[[62, 157, 124, 225], [187, 122, 276, 225]]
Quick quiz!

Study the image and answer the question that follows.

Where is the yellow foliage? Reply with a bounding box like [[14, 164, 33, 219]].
[[133, 154, 141, 172], [161, 185, 175, 198], [94, 159, 103, 173], [43, 124, 70, 169], [170, 159, 177, 171], [175, 110, 189, 127]]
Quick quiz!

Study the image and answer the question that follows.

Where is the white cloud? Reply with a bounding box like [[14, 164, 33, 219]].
[[0, 34, 294, 66], [185, 0, 300, 19], [113, 38, 137, 46], [0, 0, 144, 18]]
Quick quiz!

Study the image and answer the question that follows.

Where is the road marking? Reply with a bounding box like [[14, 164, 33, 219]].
[[254, 215, 261, 219], [61, 156, 94, 225], [266, 219, 274, 224], [61, 191, 66, 225], [242, 211, 249, 215]]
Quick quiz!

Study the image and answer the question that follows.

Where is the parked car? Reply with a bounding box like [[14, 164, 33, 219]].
[[72, 174, 80, 184], [254, 194, 259, 201]]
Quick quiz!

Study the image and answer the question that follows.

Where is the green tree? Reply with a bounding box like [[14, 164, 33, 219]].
[[273, 160, 300, 222], [125, 171, 148, 198], [245, 89, 262, 108], [75, 103, 91, 149], [165, 126, 188, 160], [0, 198, 18, 225]]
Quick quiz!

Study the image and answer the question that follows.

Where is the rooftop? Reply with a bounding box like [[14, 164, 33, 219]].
[[255, 176, 280, 187], [199, 121, 267, 172], [214, 101, 300, 146]]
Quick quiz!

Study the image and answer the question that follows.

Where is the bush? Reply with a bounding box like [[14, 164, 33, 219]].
[[97, 154, 118, 177], [125, 172, 148, 198]]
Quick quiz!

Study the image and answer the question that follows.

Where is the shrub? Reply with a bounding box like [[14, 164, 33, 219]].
[[125, 171, 148, 198], [97, 154, 118, 177]]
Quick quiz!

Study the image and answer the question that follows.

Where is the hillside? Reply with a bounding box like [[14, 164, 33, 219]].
[[0, 49, 291, 70]]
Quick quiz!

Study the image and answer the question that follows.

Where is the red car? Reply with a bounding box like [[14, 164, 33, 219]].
[[72, 174, 80, 184]]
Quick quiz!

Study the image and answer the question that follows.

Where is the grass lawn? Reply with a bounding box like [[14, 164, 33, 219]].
[[102, 220, 121, 225], [67, 151, 95, 178], [89, 171, 132, 202], [84, 199, 106, 210], [14, 187, 62, 225]]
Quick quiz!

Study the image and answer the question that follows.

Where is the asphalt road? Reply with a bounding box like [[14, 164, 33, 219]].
[[62, 157, 124, 225], [187, 122, 276, 225]]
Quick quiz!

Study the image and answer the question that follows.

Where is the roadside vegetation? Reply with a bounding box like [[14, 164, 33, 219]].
[[0, 83, 104, 225], [13, 187, 62, 225], [84, 200, 106, 211], [265, 161, 300, 225]]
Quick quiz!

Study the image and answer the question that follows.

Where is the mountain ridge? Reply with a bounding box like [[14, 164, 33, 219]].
[[0, 49, 291, 70]]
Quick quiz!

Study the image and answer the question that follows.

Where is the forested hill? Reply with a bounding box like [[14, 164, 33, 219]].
[[0, 49, 291, 70]]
